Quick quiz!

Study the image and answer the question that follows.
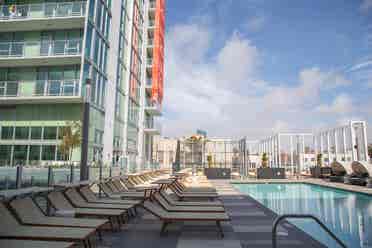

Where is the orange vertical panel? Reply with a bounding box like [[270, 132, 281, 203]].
[[151, 0, 165, 105]]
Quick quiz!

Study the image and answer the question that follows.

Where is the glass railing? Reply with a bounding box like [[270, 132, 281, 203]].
[[34, 79, 80, 97], [0, 167, 17, 190], [149, 1, 156, 9], [0, 81, 18, 97], [149, 20, 155, 27], [0, 39, 82, 58], [0, 2, 86, 21], [147, 58, 153, 66], [145, 120, 162, 133], [0, 80, 80, 98]]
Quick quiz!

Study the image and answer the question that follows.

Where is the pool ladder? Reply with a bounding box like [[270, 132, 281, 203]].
[[272, 214, 347, 248]]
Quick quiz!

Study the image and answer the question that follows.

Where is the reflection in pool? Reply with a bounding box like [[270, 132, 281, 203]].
[[233, 183, 372, 248]]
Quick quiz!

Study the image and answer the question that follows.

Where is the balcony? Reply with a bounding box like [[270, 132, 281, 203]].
[[0, 2, 86, 32], [149, 1, 156, 10], [0, 79, 82, 105], [148, 20, 155, 29], [145, 100, 162, 116], [144, 121, 161, 135], [147, 58, 153, 67], [146, 79, 152, 94], [0, 39, 82, 67]]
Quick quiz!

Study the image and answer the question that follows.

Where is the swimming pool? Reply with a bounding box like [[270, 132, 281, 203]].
[[233, 183, 372, 248]]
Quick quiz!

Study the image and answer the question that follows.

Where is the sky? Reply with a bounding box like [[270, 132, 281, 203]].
[[161, 0, 372, 141]]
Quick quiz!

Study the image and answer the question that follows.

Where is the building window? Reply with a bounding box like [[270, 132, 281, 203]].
[[0, 145, 12, 165], [43, 127, 57, 140], [30, 127, 42, 140], [13, 145, 28, 165], [15, 127, 29, 140], [29, 146, 41, 164], [1, 126, 14, 140], [42, 145, 56, 161]]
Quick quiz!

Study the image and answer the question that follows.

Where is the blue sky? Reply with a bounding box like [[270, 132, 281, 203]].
[[162, 0, 372, 140]]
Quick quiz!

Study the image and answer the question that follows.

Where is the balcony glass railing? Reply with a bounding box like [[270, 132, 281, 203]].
[[149, 1, 156, 9], [0, 2, 86, 20], [0, 81, 18, 97], [34, 79, 80, 97], [149, 20, 155, 27], [147, 58, 153, 66], [0, 39, 82, 58], [0, 80, 80, 98]]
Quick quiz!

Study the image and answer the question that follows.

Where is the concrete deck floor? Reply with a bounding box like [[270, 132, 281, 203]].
[[97, 180, 326, 248]]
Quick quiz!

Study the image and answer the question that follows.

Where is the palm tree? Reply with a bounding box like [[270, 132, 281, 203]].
[[316, 153, 323, 167], [59, 121, 82, 165], [261, 153, 268, 167]]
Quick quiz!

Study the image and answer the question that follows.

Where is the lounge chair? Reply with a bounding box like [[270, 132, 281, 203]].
[[98, 182, 145, 199], [153, 192, 225, 212], [9, 197, 108, 229], [0, 203, 96, 247], [174, 179, 216, 193], [141, 200, 230, 237], [168, 184, 219, 201], [0, 239, 74, 248], [64, 187, 135, 211], [160, 191, 223, 207], [79, 186, 140, 206], [48, 191, 126, 231]]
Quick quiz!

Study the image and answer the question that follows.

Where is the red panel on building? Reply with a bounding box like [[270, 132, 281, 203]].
[[151, 0, 165, 105]]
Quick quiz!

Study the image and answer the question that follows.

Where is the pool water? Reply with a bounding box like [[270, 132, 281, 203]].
[[233, 183, 372, 248]]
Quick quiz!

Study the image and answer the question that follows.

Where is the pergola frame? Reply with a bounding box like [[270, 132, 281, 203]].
[[254, 121, 369, 171]]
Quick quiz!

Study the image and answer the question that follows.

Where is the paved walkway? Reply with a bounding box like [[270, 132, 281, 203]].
[[97, 180, 326, 248]]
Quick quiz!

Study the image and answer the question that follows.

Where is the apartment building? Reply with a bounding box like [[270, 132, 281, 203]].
[[0, 0, 164, 172]]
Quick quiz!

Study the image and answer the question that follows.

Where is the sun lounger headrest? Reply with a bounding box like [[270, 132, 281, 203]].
[[0, 202, 20, 227], [10, 197, 45, 221], [48, 191, 74, 210]]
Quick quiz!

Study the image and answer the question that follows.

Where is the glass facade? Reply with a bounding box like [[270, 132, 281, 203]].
[[0, 0, 160, 170]]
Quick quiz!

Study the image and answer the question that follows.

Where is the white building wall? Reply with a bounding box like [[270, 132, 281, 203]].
[[103, 0, 122, 165]]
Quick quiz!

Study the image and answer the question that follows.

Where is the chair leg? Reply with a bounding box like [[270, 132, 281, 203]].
[[134, 206, 138, 215], [216, 221, 224, 238], [160, 221, 170, 236], [97, 229, 103, 242], [109, 217, 115, 231]]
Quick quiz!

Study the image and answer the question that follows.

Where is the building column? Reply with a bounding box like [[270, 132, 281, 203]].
[[334, 129, 338, 162], [350, 122, 357, 161], [327, 131, 331, 165], [290, 135, 294, 174], [342, 126, 347, 161], [277, 134, 281, 168], [362, 121, 369, 161]]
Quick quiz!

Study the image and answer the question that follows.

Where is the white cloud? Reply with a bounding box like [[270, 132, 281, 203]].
[[360, 0, 372, 13], [163, 20, 363, 140], [349, 60, 372, 71], [244, 16, 266, 32], [315, 94, 354, 114]]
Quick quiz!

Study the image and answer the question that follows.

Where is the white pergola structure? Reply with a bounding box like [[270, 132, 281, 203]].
[[257, 133, 314, 173], [253, 121, 369, 173], [314, 120, 369, 165]]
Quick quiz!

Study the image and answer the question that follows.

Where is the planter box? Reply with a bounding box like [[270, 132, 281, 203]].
[[257, 168, 286, 179], [204, 168, 231, 179]]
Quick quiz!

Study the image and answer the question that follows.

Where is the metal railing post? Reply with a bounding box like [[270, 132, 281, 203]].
[[272, 214, 347, 248], [16, 165, 23, 189], [70, 163, 74, 183], [47, 166, 53, 187]]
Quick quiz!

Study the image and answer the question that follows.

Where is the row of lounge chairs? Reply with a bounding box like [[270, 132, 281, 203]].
[[328, 161, 372, 187], [0, 169, 230, 247]]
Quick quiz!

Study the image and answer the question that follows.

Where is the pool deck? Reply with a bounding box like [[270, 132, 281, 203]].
[[232, 178, 372, 196], [96, 180, 326, 248]]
